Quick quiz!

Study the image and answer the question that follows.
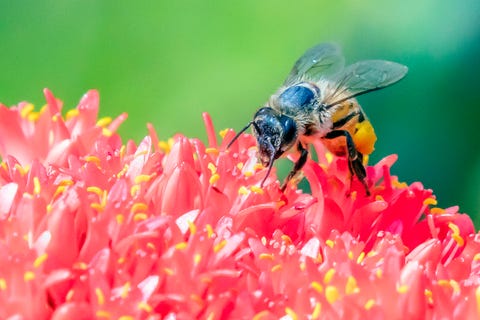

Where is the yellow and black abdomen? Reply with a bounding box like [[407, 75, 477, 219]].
[[321, 101, 377, 157]]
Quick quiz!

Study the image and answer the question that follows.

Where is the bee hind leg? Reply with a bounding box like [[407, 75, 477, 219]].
[[324, 130, 370, 196], [281, 143, 308, 191]]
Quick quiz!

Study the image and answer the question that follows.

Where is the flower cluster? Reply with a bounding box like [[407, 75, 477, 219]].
[[0, 90, 479, 319]]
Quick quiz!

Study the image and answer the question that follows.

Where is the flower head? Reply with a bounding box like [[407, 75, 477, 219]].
[[0, 90, 478, 319]]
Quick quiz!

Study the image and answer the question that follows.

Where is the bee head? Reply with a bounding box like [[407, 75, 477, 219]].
[[227, 107, 297, 187]]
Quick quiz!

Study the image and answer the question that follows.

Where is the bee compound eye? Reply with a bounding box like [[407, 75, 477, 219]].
[[279, 115, 297, 145]]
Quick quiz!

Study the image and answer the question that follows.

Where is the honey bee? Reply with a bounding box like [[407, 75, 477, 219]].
[[228, 43, 407, 195]]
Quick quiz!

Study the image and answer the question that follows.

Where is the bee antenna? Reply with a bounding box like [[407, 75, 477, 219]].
[[226, 121, 253, 149]]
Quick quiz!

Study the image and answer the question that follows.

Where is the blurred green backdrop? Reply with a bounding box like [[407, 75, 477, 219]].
[[1, 1, 479, 224]]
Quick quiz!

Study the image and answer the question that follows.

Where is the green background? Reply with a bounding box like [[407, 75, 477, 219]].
[[1, 1, 479, 225]]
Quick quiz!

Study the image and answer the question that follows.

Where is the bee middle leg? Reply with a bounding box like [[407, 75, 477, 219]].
[[281, 142, 308, 191], [324, 130, 370, 196]]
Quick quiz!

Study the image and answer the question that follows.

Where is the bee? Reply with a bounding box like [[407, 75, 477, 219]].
[[228, 43, 407, 195]]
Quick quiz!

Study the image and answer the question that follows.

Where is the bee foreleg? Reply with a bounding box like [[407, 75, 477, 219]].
[[281, 143, 308, 191], [324, 130, 370, 196]]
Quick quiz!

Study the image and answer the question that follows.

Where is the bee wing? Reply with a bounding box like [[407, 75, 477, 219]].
[[322, 60, 408, 107], [284, 43, 345, 86]]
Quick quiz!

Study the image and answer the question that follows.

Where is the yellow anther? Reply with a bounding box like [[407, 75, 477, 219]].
[[163, 268, 174, 276], [90, 203, 105, 212], [206, 224, 214, 238], [476, 286, 480, 316], [187, 220, 197, 235], [345, 276, 359, 295], [311, 302, 322, 319], [102, 128, 113, 137], [397, 284, 409, 294], [281, 234, 292, 245], [194, 253, 202, 265], [325, 285, 340, 304], [95, 288, 105, 305], [0, 278, 6, 290], [146, 242, 156, 251], [271, 264, 282, 272], [236, 162, 244, 170], [33, 177, 41, 195], [59, 179, 74, 186], [84, 155, 101, 166], [423, 197, 438, 206], [325, 152, 334, 164], [323, 268, 335, 284], [376, 269, 383, 279], [243, 171, 254, 177], [238, 186, 249, 195], [424, 289, 433, 304], [205, 147, 219, 155], [253, 163, 264, 171], [118, 316, 134, 320], [96, 117, 112, 127], [213, 239, 227, 253], [449, 279, 460, 294], [375, 195, 384, 201], [209, 173, 220, 185], [14, 163, 27, 176], [20, 103, 35, 118], [325, 239, 334, 248], [33, 253, 48, 268], [175, 242, 188, 250], [285, 307, 298, 320], [392, 180, 408, 189], [137, 301, 153, 313], [348, 250, 354, 260], [73, 262, 88, 270], [253, 310, 270, 320], [474, 253, 480, 261], [259, 253, 274, 260], [87, 186, 103, 196], [357, 252, 365, 264], [116, 164, 129, 178], [133, 213, 148, 222], [117, 257, 126, 264], [130, 184, 141, 197], [364, 299, 375, 310], [217, 128, 228, 139], [95, 310, 111, 319], [65, 109, 79, 120], [250, 185, 264, 194], [24, 271, 35, 281], [430, 207, 445, 214], [311, 281, 324, 294], [121, 282, 130, 299], [116, 214, 124, 224], [131, 202, 148, 213], [452, 234, 465, 247], [134, 174, 153, 184], [207, 162, 217, 174]]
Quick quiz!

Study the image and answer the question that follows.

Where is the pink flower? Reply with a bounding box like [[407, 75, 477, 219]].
[[0, 90, 478, 319]]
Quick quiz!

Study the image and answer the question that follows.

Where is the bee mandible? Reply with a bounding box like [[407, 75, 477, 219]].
[[228, 43, 408, 195]]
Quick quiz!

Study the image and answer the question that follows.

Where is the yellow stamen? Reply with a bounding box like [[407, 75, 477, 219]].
[[250, 185, 264, 194], [14, 163, 27, 176], [146, 242, 156, 251], [281, 234, 292, 245], [345, 276, 359, 295], [118, 316, 134, 320], [102, 128, 113, 137], [33, 253, 48, 268], [121, 282, 130, 299], [73, 262, 88, 270], [194, 253, 202, 265], [175, 242, 188, 250], [253, 163, 264, 171], [24, 271, 35, 282], [253, 310, 270, 320], [33, 177, 41, 195], [205, 147, 219, 155], [423, 197, 438, 206], [430, 207, 445, 214], [137, 301, 153, 313], [116, 214, 124, 224], [133, 213, 148, 221], [323, 268, 335, 284], [311, 302, 322, 319], [207, 162, 217, 174], [424, 289, 433, 304], [96, 117, 112, 127], [474, 253, 480, 261], [0, 278, 7, 290], [259, 253, 274, 260], [376, 269, 383, 279], [20, 103, 35, 118], [87, 186, 103, 196], [364, 299, 375, 310], [397, 284, 409, 294], [163, 268, 174, 276], [91, 203, 105, 212], [325, 239, 334, 248], [188, 220, 197, 235], [213, 239, 227, 253], [236, 162, 244, 170], [134, 174, 153, 184], [209, 173, 220, 185], [238, 186, 249, 195], [357, 252, 365, 264], [311, 281, 324, 294], [219, 128, 229, 138], [131, 202, 148, 213], [285, 307, 298, 320], [130, 185, 141, 197], [95, 310, 111, 319], [449, 279, 460, 294], [271, 264, 282, 272], [476, 286, 480, 316], [95, 288, 105, 305], [84, 155, 101, 167], [348, 250, 354, 260], [325, 285, 340, 304], [206, 224, 214, 238], [243, 171, 254, 177], [117, 257, 126, 264], [65, 109, 79, 120]]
